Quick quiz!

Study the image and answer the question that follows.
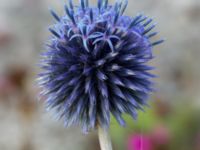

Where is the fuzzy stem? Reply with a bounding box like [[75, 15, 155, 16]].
[[98, 126, 113, 150]]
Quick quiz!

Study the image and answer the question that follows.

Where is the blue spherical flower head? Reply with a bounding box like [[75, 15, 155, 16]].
[[38, 0, 163, 132]]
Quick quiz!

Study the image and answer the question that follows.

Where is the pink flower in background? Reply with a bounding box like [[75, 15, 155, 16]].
[[127, 125, 171, 150], [195, 132, 200, 150], [0, 75, 15, 97], [151, 125, 170, 145], [0, 30, 12, 47], [127, 134, 153, 150]]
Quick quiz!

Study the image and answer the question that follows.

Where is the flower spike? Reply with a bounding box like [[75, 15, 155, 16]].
[[50, 9, 60, 22]]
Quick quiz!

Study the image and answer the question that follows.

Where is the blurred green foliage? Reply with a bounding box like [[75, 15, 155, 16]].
[[110, 100, 200, 150]]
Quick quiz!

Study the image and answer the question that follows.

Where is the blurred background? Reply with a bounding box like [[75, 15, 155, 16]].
[[0, 0, 200, 150]]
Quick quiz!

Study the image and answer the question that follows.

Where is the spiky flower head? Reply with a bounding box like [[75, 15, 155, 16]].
[[38, 0, 163, 132]]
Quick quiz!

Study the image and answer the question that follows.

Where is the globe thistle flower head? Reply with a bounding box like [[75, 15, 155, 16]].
[[38, 0, 163, 132]]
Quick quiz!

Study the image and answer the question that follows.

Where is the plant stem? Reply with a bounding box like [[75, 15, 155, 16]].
[[98, 126, 113, 150]]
